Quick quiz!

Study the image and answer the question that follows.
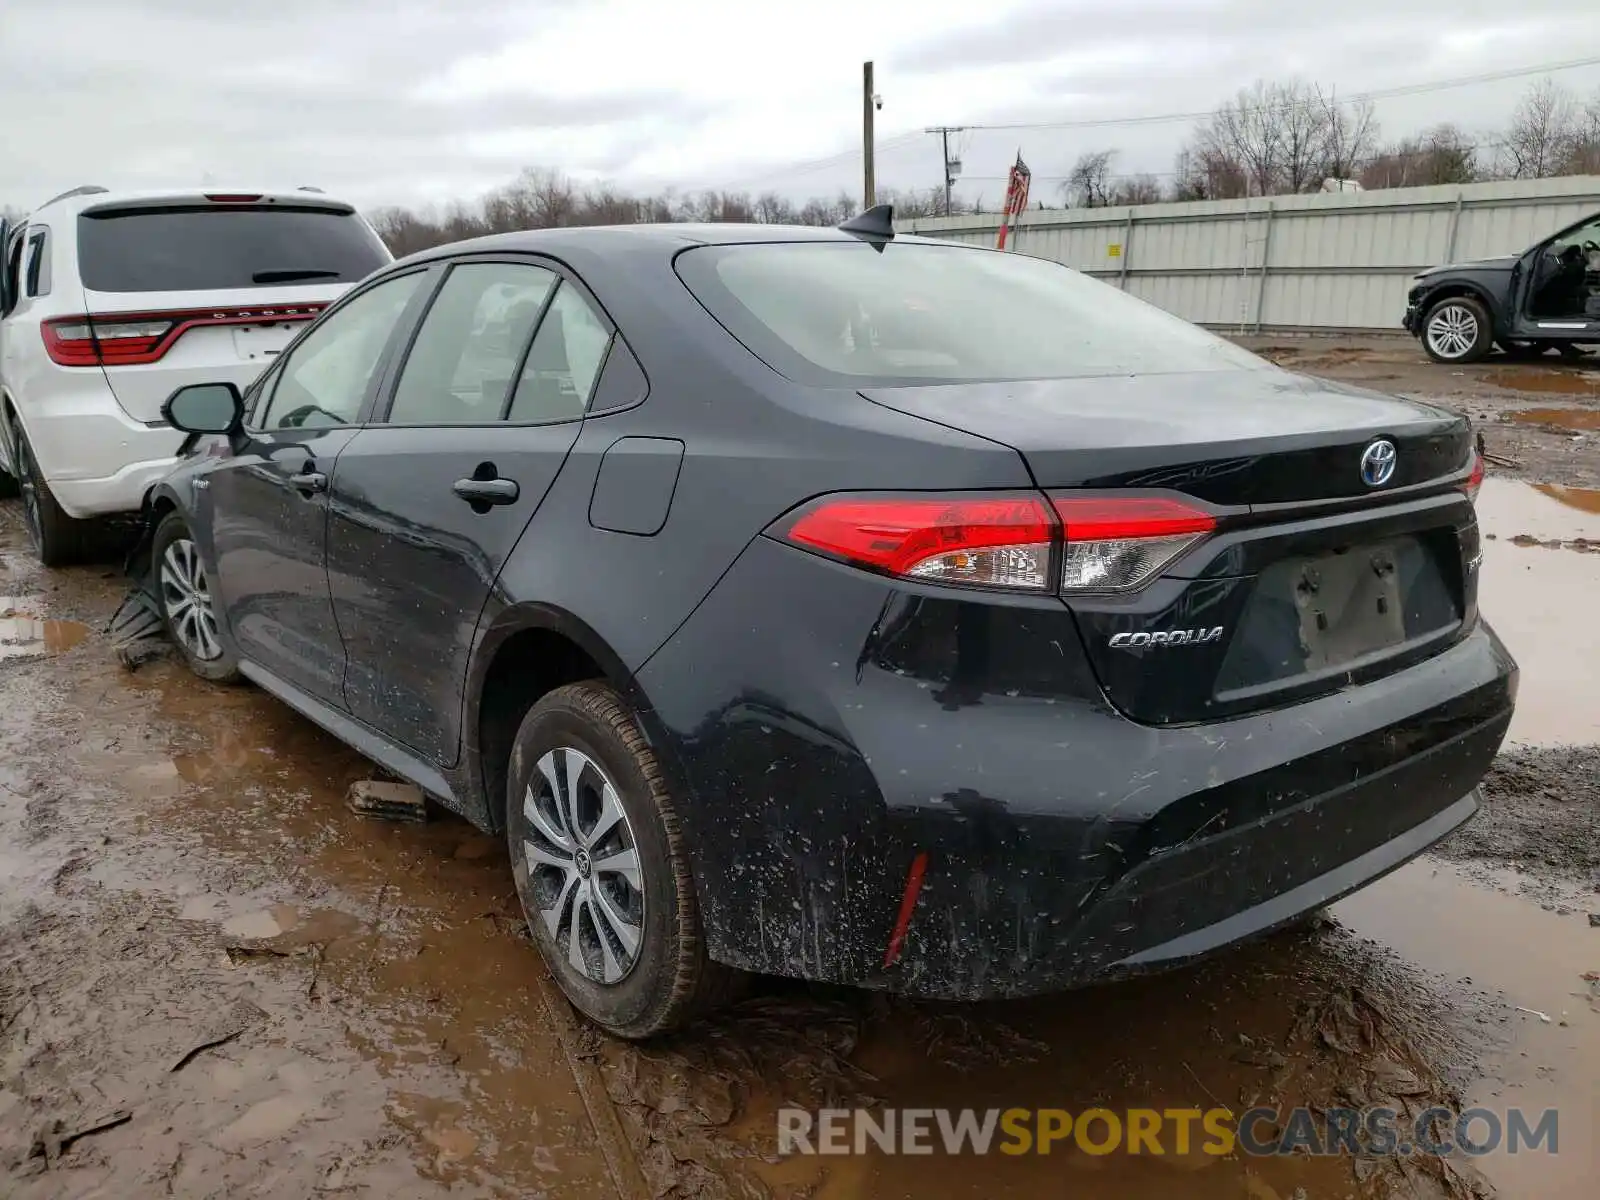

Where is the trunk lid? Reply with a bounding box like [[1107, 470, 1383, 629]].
[[859, 369, 1468, 503], [861, 370, 1479, 724]]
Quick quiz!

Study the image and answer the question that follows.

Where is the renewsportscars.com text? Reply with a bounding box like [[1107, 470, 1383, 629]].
[[777, 1106, 1559, 1158]]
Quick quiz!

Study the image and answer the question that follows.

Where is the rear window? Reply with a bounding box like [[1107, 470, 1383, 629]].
[[77, 205, 392, 293], [674, 241, 1269, 385]]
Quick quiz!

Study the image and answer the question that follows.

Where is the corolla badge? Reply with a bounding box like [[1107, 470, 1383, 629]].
[[1109, 627, 1224, 649], [1360, 439, 1398, 487]]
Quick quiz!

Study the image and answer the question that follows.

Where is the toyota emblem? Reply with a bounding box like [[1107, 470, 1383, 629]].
[[1360, 439, 1397, 488]]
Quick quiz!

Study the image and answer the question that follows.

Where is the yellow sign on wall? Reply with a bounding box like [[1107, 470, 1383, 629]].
[[1107, 244, 1122, 258]]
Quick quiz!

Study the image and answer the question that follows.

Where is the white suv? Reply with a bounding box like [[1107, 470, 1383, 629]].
[[0, 186, 393, 564]]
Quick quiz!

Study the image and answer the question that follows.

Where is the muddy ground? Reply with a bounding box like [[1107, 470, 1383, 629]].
[[2, 339, 1598, 1199]]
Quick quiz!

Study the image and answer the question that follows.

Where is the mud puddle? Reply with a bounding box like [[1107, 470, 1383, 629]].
[[1488, 367, 1600, 397], [1336, 863, 1598, 1200], [1475, 478, 1600, 746], [0, 597, 89, 660], [1507, 406, 1600, 433]]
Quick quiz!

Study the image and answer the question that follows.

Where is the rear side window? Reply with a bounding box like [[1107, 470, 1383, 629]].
[[675, 241, 1269, 385], [77, 205, 391, 293], [25, 229, 49, 297], [507, 281, 613, 423]]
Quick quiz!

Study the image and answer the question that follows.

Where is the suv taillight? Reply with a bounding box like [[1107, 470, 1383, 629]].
[[774, 492, 1217, 594], [41, 304, 327, 367], [42, 316, 176, 366]]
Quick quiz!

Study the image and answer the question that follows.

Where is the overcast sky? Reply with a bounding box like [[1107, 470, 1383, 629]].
[[3, 0, 1600, 215]]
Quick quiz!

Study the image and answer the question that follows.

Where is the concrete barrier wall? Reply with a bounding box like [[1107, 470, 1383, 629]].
[[900, 176, 1600, 334]]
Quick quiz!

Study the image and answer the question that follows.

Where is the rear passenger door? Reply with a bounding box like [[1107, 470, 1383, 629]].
[[326, 255, 616, 766]]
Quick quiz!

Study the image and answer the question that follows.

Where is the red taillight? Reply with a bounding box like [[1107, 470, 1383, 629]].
[[776, 491, 1217, 594], [783, 494, 1057, 590], [41, 304, 326, 367], [1464, 450, 1485, 505], [204, 193, 263, 203], [1052, 495, 1216, 594]]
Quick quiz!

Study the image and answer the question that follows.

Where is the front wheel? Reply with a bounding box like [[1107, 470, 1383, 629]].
[[153, 512, 241, 683], [1422, 296, 1493, 364], [506, 681, 738, 1038]]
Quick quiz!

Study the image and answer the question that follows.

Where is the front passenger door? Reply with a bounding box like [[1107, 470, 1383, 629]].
[[205, 269, 429, 703], [327, 256, 614, 766]]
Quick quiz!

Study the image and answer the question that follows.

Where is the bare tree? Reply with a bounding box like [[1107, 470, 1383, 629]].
[[1195, 80, 1287, 196], [1501, 78, 1578, 179], [1360, 123, 1480, 190], [1560, 88, 1600, 175], [1112, 173, 1164, 206], [1063, 149, 1118, 207], [1318, 90, 1380, 184], [1171, 144, 1248, 201], [1271, 80, 1333, 192]]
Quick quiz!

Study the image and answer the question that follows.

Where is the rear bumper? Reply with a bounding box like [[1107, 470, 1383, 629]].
[[638, 535, 1517, 1000], [13, 374, 183, 517]]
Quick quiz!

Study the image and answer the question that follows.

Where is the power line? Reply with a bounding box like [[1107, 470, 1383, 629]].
[[931, 55, 1600, 133], [698, 53, 1600, 198]]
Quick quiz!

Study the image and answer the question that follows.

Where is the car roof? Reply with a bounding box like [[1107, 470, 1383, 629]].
[[24, 186, 357, 220], [392, 221, 958, 268]]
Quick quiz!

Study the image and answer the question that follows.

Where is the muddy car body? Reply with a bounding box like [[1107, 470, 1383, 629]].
[[1404, 208, 1600, 362], [137, 217, 1518, 1035]]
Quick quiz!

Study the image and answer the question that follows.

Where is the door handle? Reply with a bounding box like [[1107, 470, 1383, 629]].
[[452, 477, 519, 505], [289, 470, 327, 493]]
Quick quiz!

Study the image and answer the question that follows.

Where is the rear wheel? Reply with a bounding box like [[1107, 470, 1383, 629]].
[[1422, 296, 1493, 364], [8, 413, 97, 566], [506, 681, 738, 1038], [153, 511, 241, 683]]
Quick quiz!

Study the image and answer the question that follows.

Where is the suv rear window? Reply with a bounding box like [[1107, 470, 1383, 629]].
[[77, 205, 391, 293], [674, 241, 1268, 385]]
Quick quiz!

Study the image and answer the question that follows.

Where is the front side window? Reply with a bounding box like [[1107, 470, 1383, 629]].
[[257, 272, 423, 430], [675, 241, 1270, 386], [387, 262, 556, 425]]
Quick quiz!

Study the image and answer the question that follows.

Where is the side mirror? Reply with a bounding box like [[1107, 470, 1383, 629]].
[[162, 382, 244, 434]]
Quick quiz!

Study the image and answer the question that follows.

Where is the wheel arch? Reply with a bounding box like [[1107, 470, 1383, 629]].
[[1420, 283, 1501, 335], [465, 603, 686, 834]]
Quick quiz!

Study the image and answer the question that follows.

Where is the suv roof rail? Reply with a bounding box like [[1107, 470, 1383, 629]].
[[297, 185, 325, 193], [38, 184, 110, 208]]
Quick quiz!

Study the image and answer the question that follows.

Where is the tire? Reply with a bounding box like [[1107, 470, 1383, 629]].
[[506, 681, 738, 1038], [8, 413, 97, 566], [152, 511, 242, 683], [1421, 295, 1493, 364]]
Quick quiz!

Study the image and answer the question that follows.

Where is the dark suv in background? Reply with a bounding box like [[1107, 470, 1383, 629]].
[[1405, 208, 1600, 362]]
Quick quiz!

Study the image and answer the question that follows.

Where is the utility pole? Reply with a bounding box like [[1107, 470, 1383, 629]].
[[924, 126, 968, 215], [862, 61, 876, 209]]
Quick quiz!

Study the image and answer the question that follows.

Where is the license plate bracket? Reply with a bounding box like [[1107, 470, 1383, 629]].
[[1291, 541, 1409, 670], [231, 322, 296, 361]]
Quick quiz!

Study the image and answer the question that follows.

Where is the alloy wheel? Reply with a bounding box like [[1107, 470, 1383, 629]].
[[159, 537, 224, 661], [522, 747, 645, 985], [1425, 303, 1479, 360]]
